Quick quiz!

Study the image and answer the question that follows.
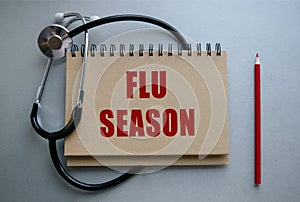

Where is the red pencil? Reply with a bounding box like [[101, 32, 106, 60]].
[[255, 53, 261, 185]]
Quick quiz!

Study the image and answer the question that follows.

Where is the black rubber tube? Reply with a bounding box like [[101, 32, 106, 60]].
[[49, 139, 135, 191], [30, 103, 82, 140], [69, 14, 188, 50]]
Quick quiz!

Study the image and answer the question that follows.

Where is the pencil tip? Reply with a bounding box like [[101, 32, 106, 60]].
[[256, 53, 259, 57]]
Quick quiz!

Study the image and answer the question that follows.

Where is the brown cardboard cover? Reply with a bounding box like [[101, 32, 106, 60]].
[[64, 50, 229, 166]]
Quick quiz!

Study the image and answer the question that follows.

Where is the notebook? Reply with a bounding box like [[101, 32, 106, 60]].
[[64, 43, 229, 166]]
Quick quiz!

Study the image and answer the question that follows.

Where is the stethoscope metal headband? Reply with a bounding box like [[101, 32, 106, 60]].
[[31, 13, 188, 191]]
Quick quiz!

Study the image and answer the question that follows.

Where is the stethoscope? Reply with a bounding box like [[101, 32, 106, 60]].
[[30, 12, 188, 191]]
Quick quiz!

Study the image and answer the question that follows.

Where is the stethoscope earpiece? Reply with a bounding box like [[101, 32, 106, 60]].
[[37, 24, 72, 59], [90, 15, 100, 21], [54, 13, 64, 24]]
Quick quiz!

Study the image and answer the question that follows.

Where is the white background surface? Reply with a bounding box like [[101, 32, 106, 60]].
[[0, 0, 299, 201]]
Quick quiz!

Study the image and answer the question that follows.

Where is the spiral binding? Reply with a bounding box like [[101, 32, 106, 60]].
[[120, 44, 125, 57], [70, 43, 222, 57], [197, 43, 201, 56], [149, 44, 153, 56], [70, 44, 79, 57], [139, 44, 144, 56], [206, 43, 211, 56], [100, 44, 106, 57], [90, 44, 97, 57], [168, 44, 172, 56]]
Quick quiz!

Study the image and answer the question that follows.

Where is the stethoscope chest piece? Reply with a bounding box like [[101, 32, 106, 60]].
[[38, 24, 72, 59]]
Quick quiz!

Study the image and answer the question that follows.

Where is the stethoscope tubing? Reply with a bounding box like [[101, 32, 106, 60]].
[[49, 140, 136, 191], [69, 14, 188, 49]]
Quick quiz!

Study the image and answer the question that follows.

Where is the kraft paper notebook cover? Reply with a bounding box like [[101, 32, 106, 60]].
[[64, 45, 229, 166]]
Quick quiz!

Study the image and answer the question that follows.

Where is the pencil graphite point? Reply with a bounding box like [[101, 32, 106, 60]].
[[255, 53, 260, 64]]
